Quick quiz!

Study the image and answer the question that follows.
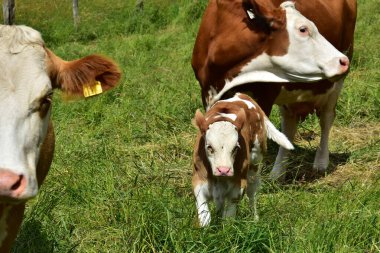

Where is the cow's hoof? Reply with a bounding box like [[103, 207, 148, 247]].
[[269, 168, 286, 182]]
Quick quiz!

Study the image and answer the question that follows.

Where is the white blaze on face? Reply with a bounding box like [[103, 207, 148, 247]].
[[205, 121, 239, 177], [0, 25, 52, 201], [271, 2, 349, 80]]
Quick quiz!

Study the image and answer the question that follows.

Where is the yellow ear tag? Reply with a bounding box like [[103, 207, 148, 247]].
[[83, 81, 103, 97]]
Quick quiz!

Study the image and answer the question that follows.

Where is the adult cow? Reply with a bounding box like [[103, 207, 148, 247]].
[[192, 0, 356, 180], [0, 25, 121, 252]]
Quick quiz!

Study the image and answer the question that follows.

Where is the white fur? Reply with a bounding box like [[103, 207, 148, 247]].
[[194, 184, 211, 227], [0, 25, 51, 200], [205, 121, 239, 176], [217, 113, 237, 121], [264, 117, 294, 150], [211, 93, 256, 110], [251, 137, 263, 164]]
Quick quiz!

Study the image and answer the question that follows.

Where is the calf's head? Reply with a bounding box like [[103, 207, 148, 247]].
[[0, 25, 120, 202], [194, 109, 247, 177]]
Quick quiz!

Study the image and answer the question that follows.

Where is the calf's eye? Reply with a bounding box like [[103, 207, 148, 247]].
[[232, 144, 240, 155], [206, 145, 214, 154]]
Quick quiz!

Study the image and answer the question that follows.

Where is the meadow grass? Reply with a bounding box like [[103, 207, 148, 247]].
[[10, 0, 380, 252]]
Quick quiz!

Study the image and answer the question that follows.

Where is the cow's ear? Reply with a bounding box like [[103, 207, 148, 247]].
[[235, 108, 246, 131], [243, 0, 285, 31], [193, 109, 207, 133], [46, 48, 121, 97]]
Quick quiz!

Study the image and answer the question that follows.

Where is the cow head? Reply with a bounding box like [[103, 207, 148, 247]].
[[192, 0, 350, 106], [194, 109, 246, 177], [0, 25, 121, 203]]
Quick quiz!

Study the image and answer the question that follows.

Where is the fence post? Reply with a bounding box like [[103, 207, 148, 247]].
[[135, 0, 143, 10], [73, 0, 79, 28], [2, 0, 15, 25]]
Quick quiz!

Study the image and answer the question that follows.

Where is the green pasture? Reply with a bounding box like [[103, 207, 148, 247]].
[[10, 0, 380, 252]]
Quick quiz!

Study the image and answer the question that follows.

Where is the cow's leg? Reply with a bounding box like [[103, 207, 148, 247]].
[[271, 106, 298, 181], [213, 183, 225, 220], [223, 199, 238, 219], [313, 80, 343, 171], [194, 183, 211, 227], [223, 186, 242, 219], [247, 167, 260, 220]]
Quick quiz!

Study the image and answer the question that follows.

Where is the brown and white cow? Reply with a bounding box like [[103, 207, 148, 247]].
[[192, 0, 357, 180], [192, 93, 293, 226], [0, 25, 121, 252]]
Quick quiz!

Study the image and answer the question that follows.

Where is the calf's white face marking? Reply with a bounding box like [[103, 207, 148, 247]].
[[0, 26, 52, 201], [205, 121, 239, 177]]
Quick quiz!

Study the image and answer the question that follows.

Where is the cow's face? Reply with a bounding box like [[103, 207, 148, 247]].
[[0, 25, 120, 202], [0, 27, 52, 202], [269, 2, 349, 81], [204, 122, 240, 177], [240, 1, 349, 82]]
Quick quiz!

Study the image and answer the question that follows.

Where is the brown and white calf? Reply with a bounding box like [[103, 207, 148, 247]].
[[0, 25, 121, 251], [192, 93, 293, 226], [192, 0, 357, 180]]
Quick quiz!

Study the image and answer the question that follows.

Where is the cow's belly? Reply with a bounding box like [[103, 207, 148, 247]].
[[274, 83, 337, 118], [274, 83, 336, 105]]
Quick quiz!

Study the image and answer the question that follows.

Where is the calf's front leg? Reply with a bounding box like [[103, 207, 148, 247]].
[[194, 183, 211, 227]]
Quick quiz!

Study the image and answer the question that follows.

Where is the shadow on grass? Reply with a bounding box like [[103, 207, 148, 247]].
[[12, 219, 56, 253], [263, 144, 351, 184]]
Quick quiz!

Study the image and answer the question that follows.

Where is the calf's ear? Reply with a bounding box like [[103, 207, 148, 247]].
[[235, 108, 246, 131], [193, 109, 207, 133], [46, 48, 121, 97]]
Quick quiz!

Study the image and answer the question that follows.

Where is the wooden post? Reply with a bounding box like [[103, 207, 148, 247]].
[[2, 0, 15, 25], [72, 0, 79, 28]]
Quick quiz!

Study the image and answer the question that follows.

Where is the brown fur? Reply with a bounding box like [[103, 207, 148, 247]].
[[192, 0, 289, 105], [46, 48, 121, 96]]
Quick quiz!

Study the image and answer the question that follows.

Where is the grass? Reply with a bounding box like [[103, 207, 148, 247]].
[[9, 0, 380, 252]]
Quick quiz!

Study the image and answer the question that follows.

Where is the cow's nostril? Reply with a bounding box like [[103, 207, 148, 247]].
[[339, 57, 349, 67], [10, 175, 23, 191]]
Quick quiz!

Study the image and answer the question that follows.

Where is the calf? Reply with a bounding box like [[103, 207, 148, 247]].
[[192, 93, 293, 226], [0, 25, 121, 252], [192, 0, 357, 180]]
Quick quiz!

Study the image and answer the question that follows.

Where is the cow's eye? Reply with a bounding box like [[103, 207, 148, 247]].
[[206, 145, 214, 154], [299, 26, 309, 35], [39, 92, 53, 113]]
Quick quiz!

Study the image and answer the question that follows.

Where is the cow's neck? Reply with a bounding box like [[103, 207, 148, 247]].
[[0, 205, 11, 247]]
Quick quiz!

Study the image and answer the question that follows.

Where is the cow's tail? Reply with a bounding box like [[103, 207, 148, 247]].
[[264, 117, 294, 150]]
